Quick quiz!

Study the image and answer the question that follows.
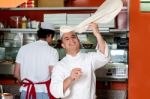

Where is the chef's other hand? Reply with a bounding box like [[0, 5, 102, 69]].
[[70, 68, 82, 81]]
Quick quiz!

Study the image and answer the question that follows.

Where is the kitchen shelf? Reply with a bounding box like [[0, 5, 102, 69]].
[[0, 28, 129, 34], [96, 77, 128, 82], [0, 7, 128, 11], [0, 46, 20, 48], [109, 29, 129, 33], [0, 28, 38, 33]]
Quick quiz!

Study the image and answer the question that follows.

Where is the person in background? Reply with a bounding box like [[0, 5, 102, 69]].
[[14, 22, 59, 99], [50, 23, 111, 99]]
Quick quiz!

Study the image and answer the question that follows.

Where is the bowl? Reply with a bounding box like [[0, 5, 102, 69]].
[[82, 43, 93, 49], [0, 93, 13, 99]]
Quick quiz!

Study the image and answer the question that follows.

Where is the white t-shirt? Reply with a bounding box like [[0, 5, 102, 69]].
[[16, 40, 59, 92], [50, 43, 110, 99]]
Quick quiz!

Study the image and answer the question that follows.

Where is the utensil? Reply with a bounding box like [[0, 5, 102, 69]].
[[0, 85, 3, 94], [0, 22, 4, 28]]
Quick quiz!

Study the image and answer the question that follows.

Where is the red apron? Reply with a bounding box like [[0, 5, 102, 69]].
[[21, 78, 55, 99]]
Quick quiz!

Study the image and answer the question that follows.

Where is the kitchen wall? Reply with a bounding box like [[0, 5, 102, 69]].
[[129, 0, 150, 99]]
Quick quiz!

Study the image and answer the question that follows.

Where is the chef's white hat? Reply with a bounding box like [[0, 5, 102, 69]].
[[60, 25, 74, 39], [40, 22, 55, 30]]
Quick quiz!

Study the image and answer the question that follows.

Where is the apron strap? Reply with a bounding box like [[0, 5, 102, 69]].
[[36, 80, 55, 99], [21, 79, 56, 99], [21, 79, 36, 99]]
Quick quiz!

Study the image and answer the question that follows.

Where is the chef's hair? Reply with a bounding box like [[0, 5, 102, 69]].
[[37, 28, 55, 39]]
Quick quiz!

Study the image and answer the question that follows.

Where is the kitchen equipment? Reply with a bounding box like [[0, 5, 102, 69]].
[[114, 37, 128, 49], [31, 20, 40, 29], [0, 85, 3, 94], [0, 22, 4, 28], [0, 93, 13, 99], [95, 63, 128, 79], [117, 10, 127, 30], [0, 63, 15, 75], [0, 47, 5, 60], [82, 43, 93, 49], [0, 85, 13, 99], [117, 37, 129, 49], [4, 42, 11, 47], [10, 16, 21, 28], [21, 16, 27, 28], [13, 33, 23, 47], [23, 33, 37, 45], [110, 49, 127, 63]]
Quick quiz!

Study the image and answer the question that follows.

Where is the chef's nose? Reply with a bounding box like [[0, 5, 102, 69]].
[[69, 38, 75, 43]]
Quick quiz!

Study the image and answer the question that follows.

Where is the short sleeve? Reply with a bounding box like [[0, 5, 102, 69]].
[[15, 47, 23, 64], [48, 49, 59, 66]]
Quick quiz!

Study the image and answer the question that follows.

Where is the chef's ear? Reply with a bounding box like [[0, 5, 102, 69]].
[[61, 43, 65, 48]]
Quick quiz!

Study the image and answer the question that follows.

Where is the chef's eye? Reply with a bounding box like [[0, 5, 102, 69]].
[[72, 35, 77, 39], [64, 37, 69, 41]]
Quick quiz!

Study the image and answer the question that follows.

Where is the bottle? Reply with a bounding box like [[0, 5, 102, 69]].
[[27, 18, 31, 28], [21, 16, 27, 28]]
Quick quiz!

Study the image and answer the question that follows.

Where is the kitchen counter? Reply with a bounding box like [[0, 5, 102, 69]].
[[0, 74, 128, 85], [0, 74, 128, 99], [96, 77, 128, 82]]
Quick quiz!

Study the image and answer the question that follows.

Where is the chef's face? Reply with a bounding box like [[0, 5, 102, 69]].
[[61, 32, 80, 54]]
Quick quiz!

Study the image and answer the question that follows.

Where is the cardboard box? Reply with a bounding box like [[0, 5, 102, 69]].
[[38, 0, 64, 7]]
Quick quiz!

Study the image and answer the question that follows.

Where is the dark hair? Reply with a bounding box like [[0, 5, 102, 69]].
[[37, 28, 55, 39]]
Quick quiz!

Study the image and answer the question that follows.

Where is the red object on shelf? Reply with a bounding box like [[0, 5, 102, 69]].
[[19, 0, 34, 8]]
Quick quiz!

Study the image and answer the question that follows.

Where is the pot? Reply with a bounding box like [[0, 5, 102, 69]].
[[10, 16, 21, 28], [0, 85, 13, 99], [0, 93, 13, 99]]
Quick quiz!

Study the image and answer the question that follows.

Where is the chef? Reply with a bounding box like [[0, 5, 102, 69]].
[[50, 23, 110, 99], [14, 22, 59, 99]]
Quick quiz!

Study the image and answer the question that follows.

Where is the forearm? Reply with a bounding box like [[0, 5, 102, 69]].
[[94, 29, 106, 54], [14, 63, 21, 82], [49, 66, 54, 73], [63, 77, 73, 92], [14, 73, 21, 82], [63, 68, 82, 93], [89, 23, 106, 54]]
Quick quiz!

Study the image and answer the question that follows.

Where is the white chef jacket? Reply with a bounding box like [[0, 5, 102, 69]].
[[16, 40, 59, 93], [50, 43, 110, 99]]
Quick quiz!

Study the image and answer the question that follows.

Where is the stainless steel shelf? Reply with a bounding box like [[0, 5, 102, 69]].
[[110, 29, 129, 33], [0, 28, 38, 33], [0, 28, 129, 34], [96, 77, 128, 82]]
